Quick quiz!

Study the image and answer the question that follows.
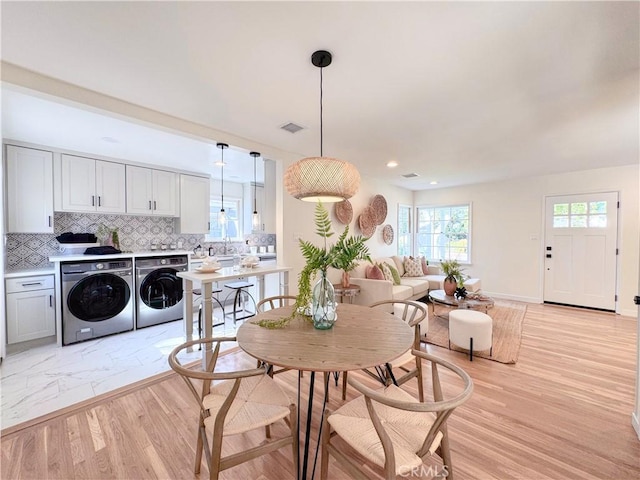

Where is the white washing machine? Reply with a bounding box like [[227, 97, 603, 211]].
[[135, 255, 188, 328]]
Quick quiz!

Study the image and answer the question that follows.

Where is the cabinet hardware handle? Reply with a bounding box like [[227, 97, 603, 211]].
[[149, 201, 152, 210], [21, 282, 43, 287], [48, 216, 52, 227], [49, 295, 53, 307], [154, 200, 157, 210], [98, 196, 102, 206], [92, 195, 95, 206]]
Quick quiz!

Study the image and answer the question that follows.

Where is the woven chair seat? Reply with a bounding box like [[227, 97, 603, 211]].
[[203, 374, 292, 436], [328, 384, 442, 473]]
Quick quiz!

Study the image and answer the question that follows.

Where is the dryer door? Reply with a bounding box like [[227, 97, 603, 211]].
[[67, 273, 132, 322], [139, 268, 183, 310]]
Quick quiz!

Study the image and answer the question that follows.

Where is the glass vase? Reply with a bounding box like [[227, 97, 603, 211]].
[[312, 271, 337, 329]]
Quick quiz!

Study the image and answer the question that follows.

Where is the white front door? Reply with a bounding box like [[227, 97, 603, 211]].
[[543, 192, 618, 311]]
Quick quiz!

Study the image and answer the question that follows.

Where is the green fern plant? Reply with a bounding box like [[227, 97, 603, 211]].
[[256, 202, 371, 328]]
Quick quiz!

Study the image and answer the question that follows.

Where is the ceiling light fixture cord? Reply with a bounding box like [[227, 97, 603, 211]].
[[320, 65, 323, 157], [253, 156, 257, 212]]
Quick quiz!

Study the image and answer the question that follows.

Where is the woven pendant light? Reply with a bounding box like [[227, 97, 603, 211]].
[[284, 50, 360, 202]]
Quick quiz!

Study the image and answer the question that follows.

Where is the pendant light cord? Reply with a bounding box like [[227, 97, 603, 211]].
[[221, 152, 224, 206], [320, 66, 324, 157], [253, 156, 257, 212]]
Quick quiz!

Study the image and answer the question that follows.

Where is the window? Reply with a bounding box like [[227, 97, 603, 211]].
[[207, 197, 242, 240], [552, 201, 608, 228], [416, 204, 470, 263], [397, 204, 412, 256]]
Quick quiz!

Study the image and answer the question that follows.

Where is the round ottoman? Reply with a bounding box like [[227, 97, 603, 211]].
[[449, 310, 493, 361]]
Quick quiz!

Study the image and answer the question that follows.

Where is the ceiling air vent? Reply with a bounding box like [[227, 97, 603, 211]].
[[402, 173, 420, 178], [280, 122, 305, 134]]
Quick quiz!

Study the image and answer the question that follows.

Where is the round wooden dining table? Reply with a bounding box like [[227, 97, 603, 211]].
[[237, 303, 414, 372], [237, 302, 414, 480]]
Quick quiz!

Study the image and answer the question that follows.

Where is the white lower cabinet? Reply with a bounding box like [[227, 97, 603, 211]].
[[6, 275, 56, 344]]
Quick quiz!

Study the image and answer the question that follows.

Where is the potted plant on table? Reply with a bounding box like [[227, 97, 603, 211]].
[[440, 259, 465, 296], [256, 202, 371, 330], [298, 202, 371, 329]]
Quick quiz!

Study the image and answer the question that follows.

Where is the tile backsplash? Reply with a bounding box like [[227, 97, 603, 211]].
[[6, 212, 276, 271]]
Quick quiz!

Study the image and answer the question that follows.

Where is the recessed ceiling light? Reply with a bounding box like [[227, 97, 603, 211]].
[[386, 160, 398, 168], [215, 161, 226, 166], [101, 136, 118, 143], [430, 181, 438, 185]]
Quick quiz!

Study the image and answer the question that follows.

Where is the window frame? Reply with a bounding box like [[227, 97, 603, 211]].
[[205, 195, 244, 242], [415, 203, 472, 264], [397, 204, 413, 257]]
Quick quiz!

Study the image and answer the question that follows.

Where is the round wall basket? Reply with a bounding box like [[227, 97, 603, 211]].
[[334, 199, 353, 225], [371, 195, 388, 225], [382, 224, 394, 245], [358, 206, 376, 238]]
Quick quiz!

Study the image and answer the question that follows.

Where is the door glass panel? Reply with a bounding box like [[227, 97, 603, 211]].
[[589, 201, 607, 214], [570, 216, 587, 228], [570, 203, 588, 215], [140, 268, 183, 309], [553, 216, 569, 228], [588, 215, 607, 228], [553, 204, 569, 215], [68, 274, 131, 322]]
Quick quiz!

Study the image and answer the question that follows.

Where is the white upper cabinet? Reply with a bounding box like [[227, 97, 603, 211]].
[[6, 145, 54, 233], [175, 174, 210, 233], [126, 165, 177, 216], [61, 154, 126, 213]]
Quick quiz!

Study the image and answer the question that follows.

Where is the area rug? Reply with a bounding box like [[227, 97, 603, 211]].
[[423, 300, 527, 364]]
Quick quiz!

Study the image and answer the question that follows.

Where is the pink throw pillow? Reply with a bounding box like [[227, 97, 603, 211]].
[[420, 256, 429, 275], [366, 264, 385, 280]]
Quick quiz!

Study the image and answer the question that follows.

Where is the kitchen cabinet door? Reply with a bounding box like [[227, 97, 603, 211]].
[[176, 174, 210, 233], [6, 275, 56, 344], [152, 169, 178, 216], [96, 160, 126, 213], [126, 165, 154, 214], [6, 145, 54, 233], [61, 154, 97, 212], [61, 155, 126, 213], [126, 166, 177, 216]]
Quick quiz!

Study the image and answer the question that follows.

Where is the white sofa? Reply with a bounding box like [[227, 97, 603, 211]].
[[327, 256, 480, 307]]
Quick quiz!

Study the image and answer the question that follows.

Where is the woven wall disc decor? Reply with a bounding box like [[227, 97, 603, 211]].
[[358, 206, 376, 238], [334, 200, 353, 225], [371, 195, 388, 225], [382, 224, 394, 245]]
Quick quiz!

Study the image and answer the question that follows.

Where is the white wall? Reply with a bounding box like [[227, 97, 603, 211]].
[[279, 167, 413, 294], [414, 164, 639, 316]]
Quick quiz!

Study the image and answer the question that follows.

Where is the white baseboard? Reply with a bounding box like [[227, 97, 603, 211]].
[[617, 308, 637, 318], [632, 412, 640, 440]]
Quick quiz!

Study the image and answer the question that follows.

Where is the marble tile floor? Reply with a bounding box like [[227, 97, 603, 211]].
[[0, 310, 241, 430]]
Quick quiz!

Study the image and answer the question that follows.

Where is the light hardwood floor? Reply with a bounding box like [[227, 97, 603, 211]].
[[1, 303, 639, 479]]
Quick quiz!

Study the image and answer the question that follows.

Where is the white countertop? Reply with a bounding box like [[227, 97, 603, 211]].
[[5, 267, 57, 278], [178, 264, 292, 283], [48, 250, 193, 263]]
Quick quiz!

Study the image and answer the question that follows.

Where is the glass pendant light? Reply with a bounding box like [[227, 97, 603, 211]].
[[250, 151, 261, 231], [217, 143, 228, 226]]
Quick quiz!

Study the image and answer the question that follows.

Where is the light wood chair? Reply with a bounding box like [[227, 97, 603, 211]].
[[168, 337, 298, 480], [322, 349, 473, 480], [254, 295, 299, 377], [342, 299, 428, 401], [256, 295, 298, 313]]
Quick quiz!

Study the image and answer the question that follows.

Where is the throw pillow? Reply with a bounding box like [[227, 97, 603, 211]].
[[403, 257, 423, 277], [378, 262, 395, 284], [420, 256, 429, 275], [365, 264, 385, 280], [385, 262, 402, 285]]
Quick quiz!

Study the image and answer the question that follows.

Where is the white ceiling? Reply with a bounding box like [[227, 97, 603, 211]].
[[1, 1, 638, 190]]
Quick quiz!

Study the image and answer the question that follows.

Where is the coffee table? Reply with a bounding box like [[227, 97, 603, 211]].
[[428, 289, 494, 319]]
